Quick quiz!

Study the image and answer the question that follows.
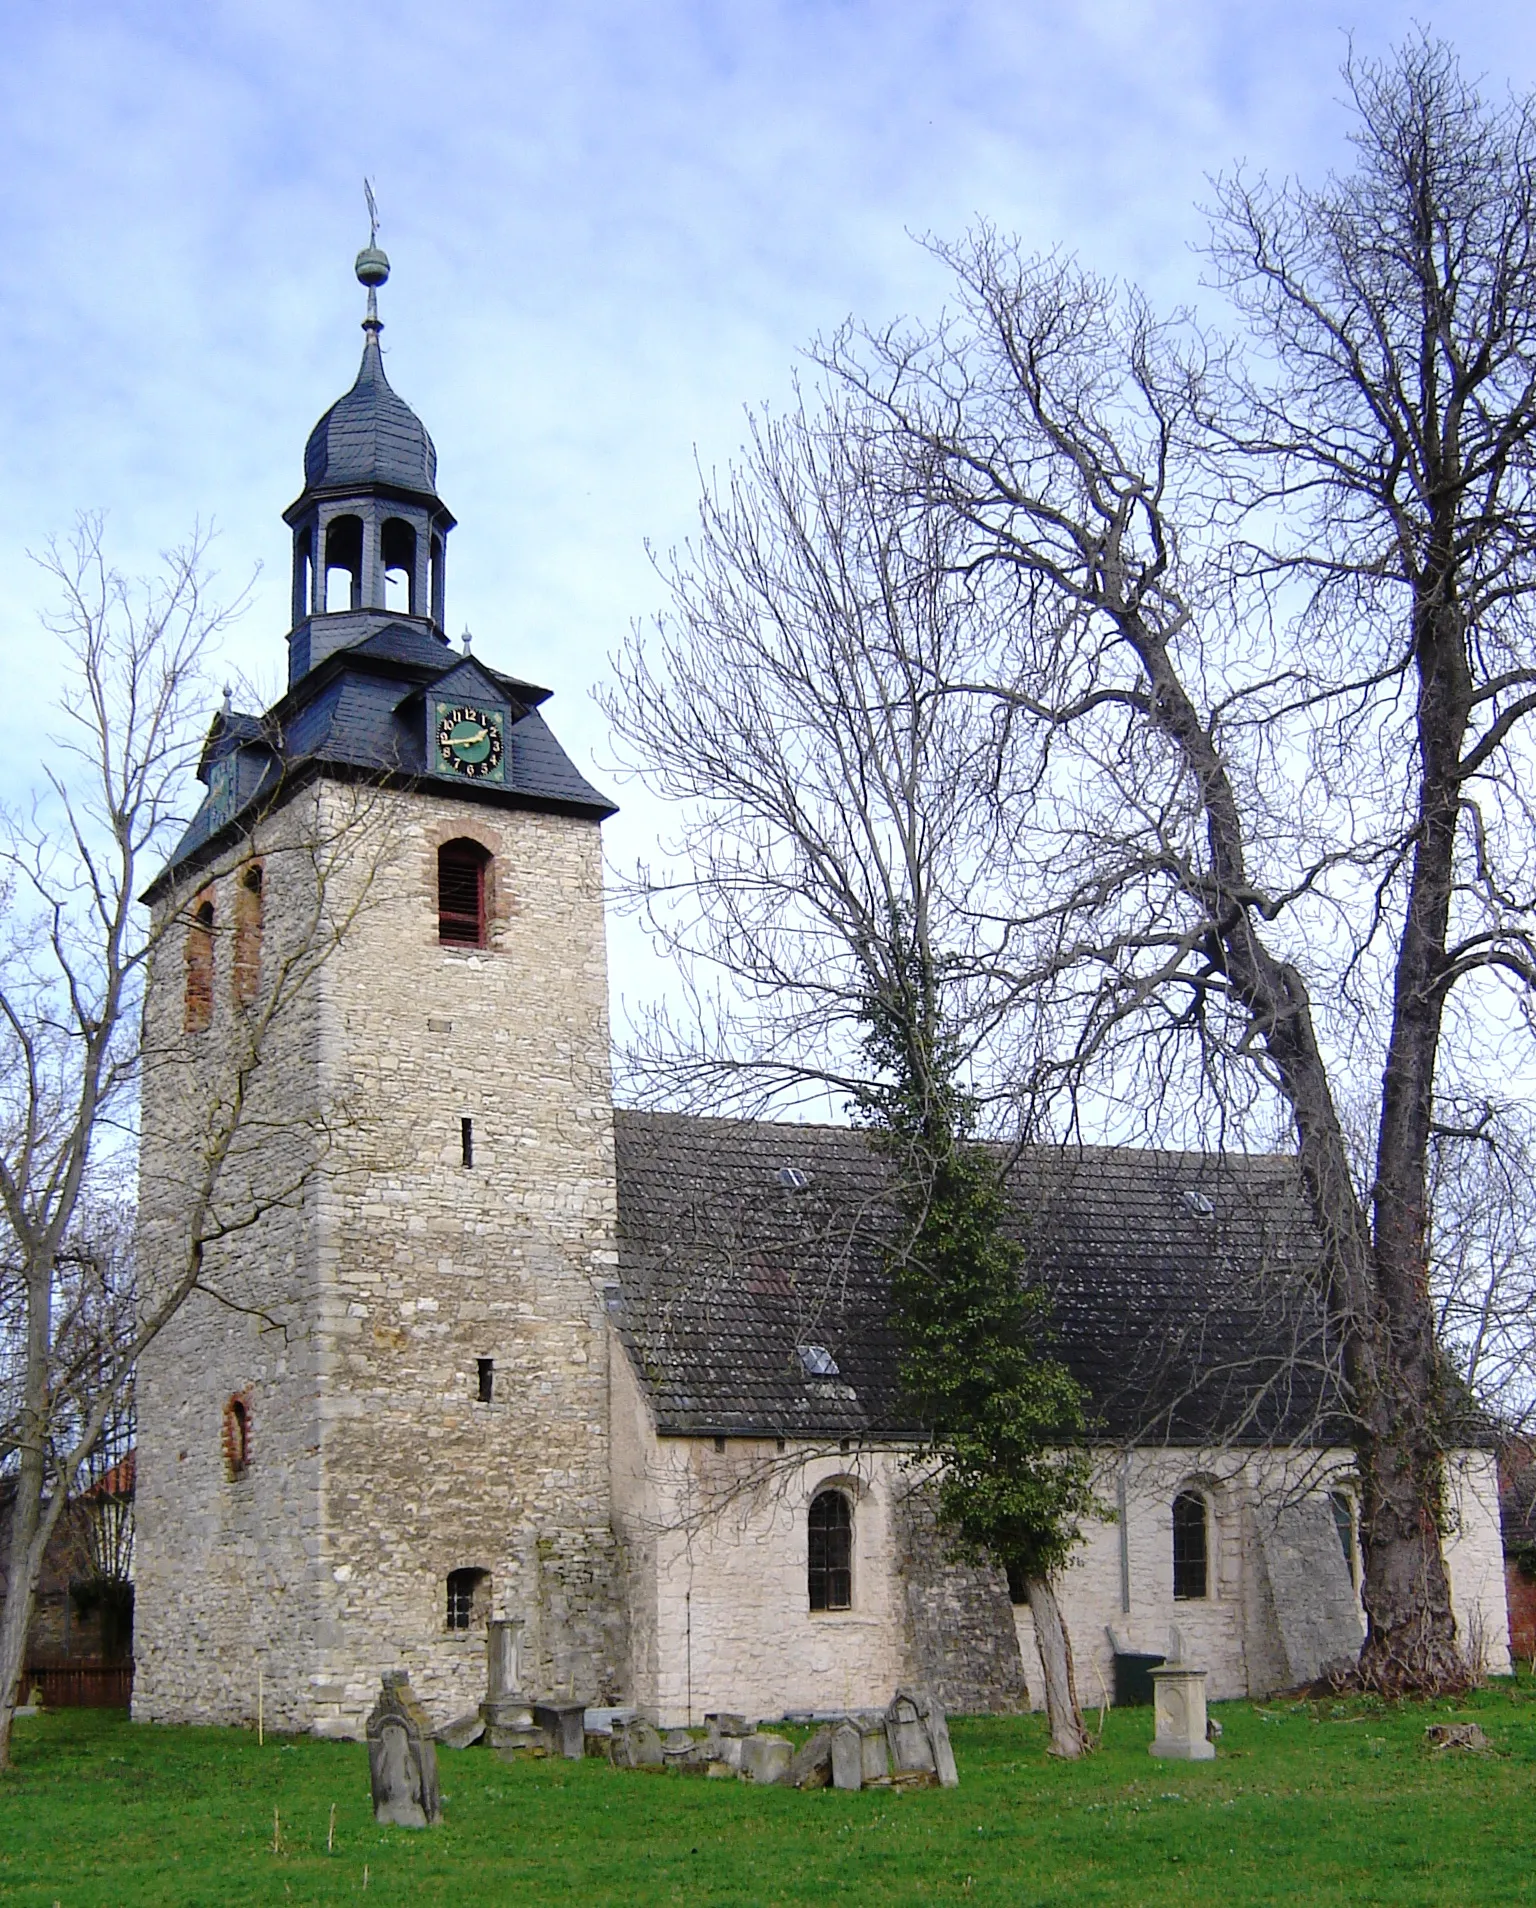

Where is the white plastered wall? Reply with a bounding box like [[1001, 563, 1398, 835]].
[[611, 1346, 1511, 1720]]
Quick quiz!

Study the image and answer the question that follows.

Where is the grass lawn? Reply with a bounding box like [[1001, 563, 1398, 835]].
[[4, 1682, 1536, 1907]]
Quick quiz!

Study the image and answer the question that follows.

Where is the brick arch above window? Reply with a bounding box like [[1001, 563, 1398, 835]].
[[420, 818, 513, 946]]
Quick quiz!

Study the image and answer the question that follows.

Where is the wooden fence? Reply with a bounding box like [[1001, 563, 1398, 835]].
[[23, 1661, 133, 1708]]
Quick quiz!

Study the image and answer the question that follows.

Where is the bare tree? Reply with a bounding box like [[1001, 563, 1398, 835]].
[[0, 517, 385, 1765], [1428, 1102, 1536, 1430], [603, 400, 1095, 1753], [816, 35, 1536, 1691]]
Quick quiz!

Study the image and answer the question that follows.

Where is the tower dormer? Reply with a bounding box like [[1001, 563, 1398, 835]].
[[282, 235, 457, 685]]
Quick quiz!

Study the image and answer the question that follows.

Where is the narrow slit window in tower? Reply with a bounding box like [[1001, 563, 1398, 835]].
[[477, 1358, 494, 1404], [185, 892, 215, 1032], [461, 1117, 474, 1167]]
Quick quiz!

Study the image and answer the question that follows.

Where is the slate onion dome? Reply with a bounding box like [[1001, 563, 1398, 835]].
[[282, 227, 457, 687]]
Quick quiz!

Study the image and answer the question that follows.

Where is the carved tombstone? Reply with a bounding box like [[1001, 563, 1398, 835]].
[[885, 1689, 937, 1778], [918, 1691, 959, 1789], [366, 1673, 442, 1828]]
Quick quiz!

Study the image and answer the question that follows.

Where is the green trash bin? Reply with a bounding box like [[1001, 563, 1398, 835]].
[[1113, 1651, 1166, 1707]]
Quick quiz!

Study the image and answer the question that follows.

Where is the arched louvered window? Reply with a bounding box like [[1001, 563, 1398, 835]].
[[1172, 1489, 1209, 1601], [808, 1489, 853, 1611], [438, 839, 490, 947]]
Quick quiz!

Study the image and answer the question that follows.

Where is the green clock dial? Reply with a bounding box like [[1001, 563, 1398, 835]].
[[435, 703, 505, 780]]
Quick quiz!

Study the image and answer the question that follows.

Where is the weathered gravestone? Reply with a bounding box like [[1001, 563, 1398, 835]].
[[366, 1673, 442, 1828], [860, 1717, 891, 1786], [786, 1726, 835, 1790], [611, 1719, 666, 1770], [739, 1732, 794, 1783], [831, 1721, 864, 1791], [884, 1688, 959, 1789], [435, 1712, 486, 1750], [532, 1702, 587, 1761]]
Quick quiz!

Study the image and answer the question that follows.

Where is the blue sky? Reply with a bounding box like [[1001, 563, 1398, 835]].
[[2, 1, 1533, 1017]]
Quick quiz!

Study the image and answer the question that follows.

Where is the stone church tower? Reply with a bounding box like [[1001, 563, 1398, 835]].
[[133, 239, 623, 1734]]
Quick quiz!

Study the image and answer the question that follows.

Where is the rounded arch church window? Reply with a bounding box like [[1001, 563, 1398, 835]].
[[808, 1489, 853, 1611], [1172, 1488, 1209, 1601], [185, 891, 215, 1033], [323, 515, 363, 613]]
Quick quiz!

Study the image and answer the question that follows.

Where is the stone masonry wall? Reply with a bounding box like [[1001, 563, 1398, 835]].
[[137, 779, 626, 1736], [135, 791, 331, 1729], [306, 786, 623, 1733]]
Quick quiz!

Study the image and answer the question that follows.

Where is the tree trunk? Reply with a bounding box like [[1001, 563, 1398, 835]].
[[0, 1436, 48, 1770], [1025, 1575, 1088, 1758]]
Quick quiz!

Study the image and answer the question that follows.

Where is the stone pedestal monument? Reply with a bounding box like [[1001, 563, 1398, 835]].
[[1148, 1664, 1216, 1761], [480, 1618, 541, 1753]]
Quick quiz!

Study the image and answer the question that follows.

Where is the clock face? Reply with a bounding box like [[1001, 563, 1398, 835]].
[[207, 755, 238, 829], [434, 703, 506, 781]]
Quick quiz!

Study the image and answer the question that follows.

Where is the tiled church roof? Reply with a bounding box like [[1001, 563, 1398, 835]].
[[611, 1110, 1353, 1449]]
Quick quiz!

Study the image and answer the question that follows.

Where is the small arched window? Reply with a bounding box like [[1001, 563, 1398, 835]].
[[185, 891, 215, 1032], [446, 1567, 490, 1632], [233, 861, 263, 1008], [438, 839, 490, 947], [222, 1393, 252, 1479], [808, 1489, 853, 1611], [381, 518, 417, 615], [1172, 1489, 1208, 1601]]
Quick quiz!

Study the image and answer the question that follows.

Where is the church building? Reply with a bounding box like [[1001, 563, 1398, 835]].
[[132, 244, 1511, 1738]]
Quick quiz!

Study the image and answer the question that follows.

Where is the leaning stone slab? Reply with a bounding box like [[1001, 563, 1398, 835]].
[[366, 1673, 442, 1828], [918, 1692, 959, 1789], [831, 1721, 863, 1791], [1149, 1665, 1216, 1761], [435, 1712, 486, 1750], [787, 1726, 835, 1790], [739, 1732, 794, 1784]]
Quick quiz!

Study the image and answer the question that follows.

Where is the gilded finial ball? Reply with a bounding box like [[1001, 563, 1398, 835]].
[[355, 245, 391, 289]]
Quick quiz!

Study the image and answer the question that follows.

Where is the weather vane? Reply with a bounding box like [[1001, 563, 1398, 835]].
[[356, 179, 390, 327]]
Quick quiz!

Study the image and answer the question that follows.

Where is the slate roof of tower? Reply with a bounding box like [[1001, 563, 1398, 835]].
[[611, 1110, 1356, 1448], [148, 628, 614, 896], [303, 328, 438, 497]]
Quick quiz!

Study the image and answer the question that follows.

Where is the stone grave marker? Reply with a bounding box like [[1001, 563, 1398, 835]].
[[739, 1733, 794, 1783], [532, 1702, 587, 1761], [612, 1719, 666, 1770], [885, 1689, 938, 1779], [831, 1721, 863, 1791], [786, 1726, 835, 1790], [366, 1673, 442, 1828]]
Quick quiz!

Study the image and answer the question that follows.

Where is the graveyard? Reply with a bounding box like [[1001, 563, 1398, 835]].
[[4, 1680, 1536, 1905]]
